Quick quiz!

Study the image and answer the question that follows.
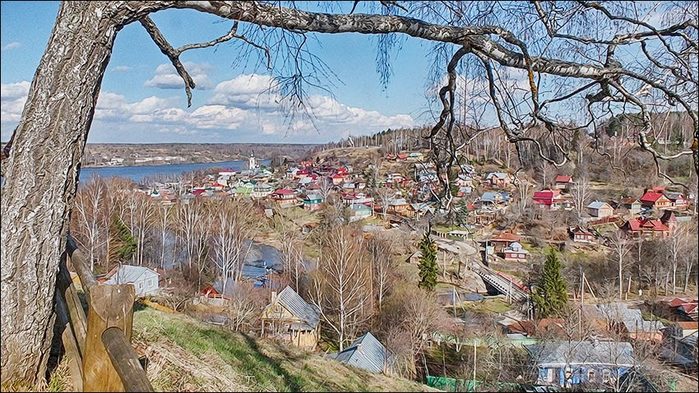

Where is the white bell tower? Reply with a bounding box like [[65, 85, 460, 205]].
[[248, 152, 258, 170]]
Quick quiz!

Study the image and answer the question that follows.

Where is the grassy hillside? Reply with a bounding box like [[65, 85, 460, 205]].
[[130, 307, 435, 392]]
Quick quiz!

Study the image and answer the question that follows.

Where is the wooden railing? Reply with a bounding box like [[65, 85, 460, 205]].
[[55, 235, 153, 392]]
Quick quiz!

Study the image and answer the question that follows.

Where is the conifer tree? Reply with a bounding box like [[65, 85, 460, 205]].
[[417, 229, 438, 291], [532, 247, 568, 318]]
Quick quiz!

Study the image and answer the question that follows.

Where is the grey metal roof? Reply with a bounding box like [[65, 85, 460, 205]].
[[276, 286, 320, 329], [335, 332, 390, 373], [105, 265, 158, 285], [525, 340, 634, 367], [587, 200, 610, 209], [597, 303, 664, 333]]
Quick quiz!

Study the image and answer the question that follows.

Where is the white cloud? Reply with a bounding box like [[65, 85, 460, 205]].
[[111, 65, 132, 72], [1, 42, 21, 51], [144, 63, 214, 90], [2, 75, 415, 143], [1, 81, 30, 123]]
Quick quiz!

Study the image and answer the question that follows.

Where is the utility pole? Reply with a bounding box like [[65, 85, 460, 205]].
[[472, 340, 477, 391]]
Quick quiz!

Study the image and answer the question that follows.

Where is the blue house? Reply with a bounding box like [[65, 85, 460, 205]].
[[526, 340, 634, 388]]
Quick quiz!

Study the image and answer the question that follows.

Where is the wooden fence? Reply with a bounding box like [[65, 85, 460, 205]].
[[54, 235, 153, 392]]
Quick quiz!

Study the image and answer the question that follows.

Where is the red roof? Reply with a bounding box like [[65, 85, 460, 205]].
[[640, 191, 665, 203], [626, 218, 669, 232], [490, 232, 521, 242], [192, 189, 206, 196], [669, 298, 689, 308], [331, 174, 344, 179], [533, 189, 559, 205], [273, 188, 295, 195], [554, 175, 572, 183]]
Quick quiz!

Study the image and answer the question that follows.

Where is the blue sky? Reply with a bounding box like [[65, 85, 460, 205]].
[[1, 1, 438, 144]]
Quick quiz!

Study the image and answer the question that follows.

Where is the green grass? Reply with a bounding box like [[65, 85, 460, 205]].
[[460, 297, 512, 314], [133, 307, 435, 392]]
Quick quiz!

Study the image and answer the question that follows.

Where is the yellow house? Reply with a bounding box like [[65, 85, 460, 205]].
[[261, 286, 320, 350]]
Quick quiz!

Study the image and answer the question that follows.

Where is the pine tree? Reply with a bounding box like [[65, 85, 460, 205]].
[[532, 247, 568, 318], [109, 216, 137, 265], [417, 230, 438, 291]]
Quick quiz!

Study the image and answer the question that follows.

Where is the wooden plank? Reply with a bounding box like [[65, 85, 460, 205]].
[[56, 259, 87, 355], [66, 235, 97, 296], [102, 327, 153, 392], [55, 288, 83, 391], [82, 284, 135, 392]]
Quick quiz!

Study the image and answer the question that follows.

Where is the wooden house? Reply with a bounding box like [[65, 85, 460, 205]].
[[303, 193, 323, 211], [622, 217, 670, 239], [503, 242, 528, 261], [640, 189, 672, 210], [271, 188, 298, 208], [485, 172, 511, 188], [620, 197, 642, 216], [485, 232, 521, 254], [570, 226, 595, 243], [664, 192, 688, 210], [261, 286, 321, 349], [554, 175, 574, 192], [587, 201, 614, 218]]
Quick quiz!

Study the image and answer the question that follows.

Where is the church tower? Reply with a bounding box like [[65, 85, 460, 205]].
[[248, 152, 258, 170]]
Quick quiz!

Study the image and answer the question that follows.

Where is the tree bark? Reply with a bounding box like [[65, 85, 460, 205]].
[[0, 2, 120, 385]]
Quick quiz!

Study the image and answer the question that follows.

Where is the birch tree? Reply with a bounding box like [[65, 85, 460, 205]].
[[609, 231, 631, 300], [311, 225, 371, 350], [1, 0, 697, 384], [72, 176, 104, 272]]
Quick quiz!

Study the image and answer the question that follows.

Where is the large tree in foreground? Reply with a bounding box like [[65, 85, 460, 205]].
[[1, 0, 697, 386]]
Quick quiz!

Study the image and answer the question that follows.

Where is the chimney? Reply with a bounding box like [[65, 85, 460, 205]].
[[271, 291, 277, 303]]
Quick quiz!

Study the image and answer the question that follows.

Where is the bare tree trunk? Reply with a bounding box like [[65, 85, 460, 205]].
[[0, 2, 118, 385]]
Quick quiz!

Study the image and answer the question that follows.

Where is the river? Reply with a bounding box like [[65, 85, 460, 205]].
[[79, 159, 271, 184]]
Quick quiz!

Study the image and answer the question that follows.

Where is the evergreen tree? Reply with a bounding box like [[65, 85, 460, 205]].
[[417, 230, 438, 291], [531, 247, 568, 318], [109, 216, 137, 264], [455, 199, 469, 227]]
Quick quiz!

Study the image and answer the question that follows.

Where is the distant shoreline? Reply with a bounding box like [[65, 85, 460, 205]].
[[81, 158, 255, 169]]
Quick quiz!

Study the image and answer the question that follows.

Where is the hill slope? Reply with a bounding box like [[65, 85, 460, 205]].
[[131, 307, 435, 392]]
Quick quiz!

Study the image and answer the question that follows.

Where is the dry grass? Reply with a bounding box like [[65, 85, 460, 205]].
[[132, 306, 436, 392]]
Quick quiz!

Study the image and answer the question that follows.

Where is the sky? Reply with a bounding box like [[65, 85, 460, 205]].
[[0, 1, 440, 144]]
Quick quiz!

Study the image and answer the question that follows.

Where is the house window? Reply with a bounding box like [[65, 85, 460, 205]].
[[588, 369, 596, 383], [564, 366, 573, 381], [602, 369, 612, 383], [545, 368, 554, 383]]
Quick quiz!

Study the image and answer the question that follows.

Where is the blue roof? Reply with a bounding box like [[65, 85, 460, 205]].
[[335, 332, 390, 373]]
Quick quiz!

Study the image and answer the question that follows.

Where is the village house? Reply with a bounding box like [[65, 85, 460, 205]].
[[502, 242, 528, 261], [587, 201, 615, 218], [331, 173, 345, 185], [349, 204, 373, 222], [622, 217, 670, 239], [597, 303, 665, 342], [533, 188, 574, 210], [485, 172, 511, 188], [640, 188, 672, 210], [251, 182, 273, 199], [664, 191, 688, 210], [335, 332, 392, 374], [104, 265, 159, 297], [484, 232, 522, 255], [570, 226, 596, 243], [271, 188, 298, 209], [260, 286, 321, 350], [479, 191, 511, 207], [303, 193, 323, 211], [526, 340, 635, 388], [619, 197, 642, 216], [387, 197, 413, 217], [553, 175, 574, 192]]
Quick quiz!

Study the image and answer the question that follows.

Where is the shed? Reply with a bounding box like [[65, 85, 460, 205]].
[[335, 332, 392, 374]]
